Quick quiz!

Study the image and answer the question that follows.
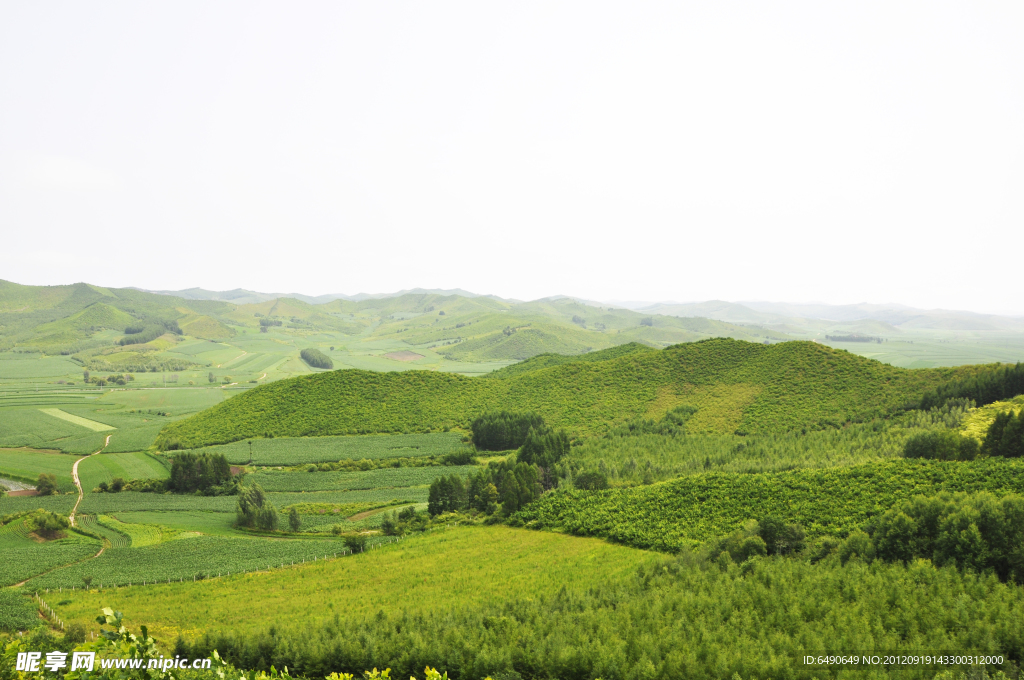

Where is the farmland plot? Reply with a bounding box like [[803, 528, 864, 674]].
[[183, 432, 469, 466], [244, 465, 475, 493]]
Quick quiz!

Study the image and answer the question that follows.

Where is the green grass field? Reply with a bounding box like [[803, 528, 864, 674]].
[[183, 432, 470, 466], [77, 452, 169, 492], [242, 465, 475, 493], [0, 448, 78, 491], [49, 526, 655, 640]]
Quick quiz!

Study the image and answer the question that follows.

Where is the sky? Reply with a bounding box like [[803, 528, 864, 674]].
[[1, 2, 1022, 314]]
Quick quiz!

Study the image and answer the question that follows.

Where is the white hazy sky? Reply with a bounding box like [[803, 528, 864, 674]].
[[1, 2, 1022, 313]]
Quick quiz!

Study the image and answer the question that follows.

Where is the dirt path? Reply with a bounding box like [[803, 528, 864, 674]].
[[217, 350, 247, 368], [69, 434, 111, 528]]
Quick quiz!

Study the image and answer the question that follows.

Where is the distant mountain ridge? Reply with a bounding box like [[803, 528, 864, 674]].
[[639, 300, 1024, 332], [138, 287, 514, 306]]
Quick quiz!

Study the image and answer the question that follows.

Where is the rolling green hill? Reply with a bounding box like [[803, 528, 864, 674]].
[[156, 339, 958, 449]]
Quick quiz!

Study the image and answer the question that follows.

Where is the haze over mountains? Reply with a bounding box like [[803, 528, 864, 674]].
[[146, 286, 1024, 332]]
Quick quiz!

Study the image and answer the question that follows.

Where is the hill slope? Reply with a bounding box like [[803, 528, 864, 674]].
[[156, 339, 957, 449]]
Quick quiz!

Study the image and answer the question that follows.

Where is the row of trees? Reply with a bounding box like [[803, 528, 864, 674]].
[[118, 320, 182, 346], [920, 361, 1024, 410], [300, 348, 334, 369], [428, 462, 544, 517], [983, 409, 1024, 458], [469, 411, 544, 451], [903, 430, 980, 461]]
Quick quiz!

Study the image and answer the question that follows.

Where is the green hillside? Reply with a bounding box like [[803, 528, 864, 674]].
[[485, 342, 657, 377], [156, 339, 956, 449], [514, 457, 1024, 552]]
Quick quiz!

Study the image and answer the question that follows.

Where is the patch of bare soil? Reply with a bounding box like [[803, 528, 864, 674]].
[[382, 350, 425, 362]]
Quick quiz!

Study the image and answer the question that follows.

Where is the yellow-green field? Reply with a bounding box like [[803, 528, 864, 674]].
[[960, 394, 1024, 440], [51, 526, 655, 641]]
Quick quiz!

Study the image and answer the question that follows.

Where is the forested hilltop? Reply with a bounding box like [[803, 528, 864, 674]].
[[156, 339, 964, 449]]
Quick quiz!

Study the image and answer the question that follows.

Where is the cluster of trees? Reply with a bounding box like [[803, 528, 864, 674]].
[[903, 430, 980, 461], [381, 505, 429, 535], [259, 318, 283, 327], [236, 483, 278, 530], [840, 491, 1024, 583], [825, 334, 883, 343], [470, 411, 544, 451], [300, 347, 334, 369], [34, 473, 59, 496], [707, 517, 806, 563], [428, 462, 543, 517], [25, 509, 70, 539], [903, 409, 1023, 461], [920, 361, 1024, 410], [118, 320, 182, 346], [94, 477, 166, 493], [983, 409, 1024, 458], [169, 452, 234, 493]]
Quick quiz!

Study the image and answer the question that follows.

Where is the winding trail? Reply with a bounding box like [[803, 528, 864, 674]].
[[69, 434, 111, 528]]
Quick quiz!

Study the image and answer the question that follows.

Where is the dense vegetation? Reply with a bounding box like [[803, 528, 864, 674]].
[[851, 491, 1024, 582], [300, 347, 334, 369], [920, 361, 1024, 409], [514, 458, 1024, 552], [902, 430, 980, 461], [175, 555, 1024, 680], [156, 339, 956, 448]]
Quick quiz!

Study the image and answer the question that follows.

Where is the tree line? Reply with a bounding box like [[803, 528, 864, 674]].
[[920, 362, 1024, 410], [902, 408, 1023, 461], [300, 348, 334, 369]]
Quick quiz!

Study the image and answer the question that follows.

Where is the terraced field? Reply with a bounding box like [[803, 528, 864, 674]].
[[243, 465, 475, 493], [181, 432, 470, 466]]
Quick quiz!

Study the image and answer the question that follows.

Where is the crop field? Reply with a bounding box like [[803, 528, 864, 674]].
[[97, 515, 175, 547], [0, 493, 77, 516], [49, 526, 655, 640], [26, 534, 393, 590], [0, 448, 78, 491], [516, 458, 1024, 552], [110, 511, 240, 537], [0, 590, 39, 633], [0, 353, 82, 379], [77, 451, 169, 492], [0, 534, 100, 587], [39, 407, 115, 431], [243, 465, 475, 493], [74, 487, 427, 516], [0, 408, 90, 449], [184, 432, 470, 466], [76, 514, 130, 548]]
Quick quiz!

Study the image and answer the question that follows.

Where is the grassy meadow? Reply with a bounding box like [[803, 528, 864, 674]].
[[49, 526, 655, 641]]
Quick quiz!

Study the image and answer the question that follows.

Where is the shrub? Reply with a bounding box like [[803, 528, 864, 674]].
[[342, 534, 367, 552], [25, 509, 70, 539], [574, 471, 609, 491], [35, 473, 59, 496]]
